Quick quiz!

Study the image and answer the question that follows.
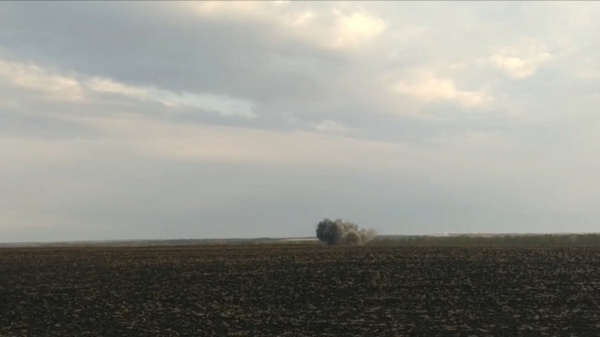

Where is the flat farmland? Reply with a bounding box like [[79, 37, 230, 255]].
[[1, 245, 600, 336]]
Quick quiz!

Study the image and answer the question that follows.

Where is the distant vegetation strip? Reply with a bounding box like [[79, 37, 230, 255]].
[[375, 233, 600, 247], [3, 233, 600, 248]]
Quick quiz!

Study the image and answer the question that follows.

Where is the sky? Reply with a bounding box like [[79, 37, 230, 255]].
[[2, 1, 600, 242]]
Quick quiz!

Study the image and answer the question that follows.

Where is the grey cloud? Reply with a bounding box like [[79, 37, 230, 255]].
[[0, 3, 516, 135], [0, 2, 362, 135], [0, 2, 340, 98]]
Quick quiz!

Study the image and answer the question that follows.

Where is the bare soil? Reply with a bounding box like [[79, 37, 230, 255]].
[[1, 245, 599, 336]]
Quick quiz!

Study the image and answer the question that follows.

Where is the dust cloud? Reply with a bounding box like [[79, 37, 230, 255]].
[[316, 218, 376, 245]]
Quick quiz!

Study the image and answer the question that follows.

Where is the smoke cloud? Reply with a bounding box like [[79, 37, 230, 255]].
[[315, 218, 377, 245]]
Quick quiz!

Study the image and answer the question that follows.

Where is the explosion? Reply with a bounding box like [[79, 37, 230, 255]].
[[315, 218, 376, 245]]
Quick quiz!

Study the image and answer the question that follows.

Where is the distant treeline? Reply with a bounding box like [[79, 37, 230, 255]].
[[374, 234, 600, 247]]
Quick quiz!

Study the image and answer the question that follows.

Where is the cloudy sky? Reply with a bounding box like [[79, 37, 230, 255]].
[[2, 2, 600, 242]]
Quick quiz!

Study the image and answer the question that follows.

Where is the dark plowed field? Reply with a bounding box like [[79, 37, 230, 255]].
[[1, 245, 600, 336]]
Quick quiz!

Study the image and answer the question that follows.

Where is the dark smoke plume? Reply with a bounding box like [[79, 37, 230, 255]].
[[316, 218, 377, 245]]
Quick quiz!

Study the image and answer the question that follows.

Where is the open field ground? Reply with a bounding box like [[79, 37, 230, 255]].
[[1, 244, 600, 336]]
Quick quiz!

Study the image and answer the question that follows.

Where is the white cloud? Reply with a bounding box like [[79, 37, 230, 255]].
[[329, 9, 387, 49], [488, 44, 552, 80], [314, 120, 351, 134], [85, 77, 147, 99], [86, 77, 256, 118], [0, 58, 256, 118], [290, 10, 315, 25], [392, 72, 491, 108], [70, 113, 419, 172], [170, 93, 256, 118], [182, 2, 386, 50], [0, 58, 83, 101]]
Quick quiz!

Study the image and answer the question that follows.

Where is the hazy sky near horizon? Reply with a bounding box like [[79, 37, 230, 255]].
[[2, 1, 600, 242]]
